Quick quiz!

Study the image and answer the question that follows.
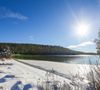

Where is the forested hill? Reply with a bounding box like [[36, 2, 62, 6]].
[[0, 43, 84, 55]]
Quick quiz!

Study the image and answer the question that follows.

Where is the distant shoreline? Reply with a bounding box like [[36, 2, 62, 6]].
[[0, 42, 96, 56]]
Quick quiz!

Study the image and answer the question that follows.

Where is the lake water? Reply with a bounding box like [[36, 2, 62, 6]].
[[36, 55, 100, 65], [61, 55, 100, 65], [16, 54, 100, 65]]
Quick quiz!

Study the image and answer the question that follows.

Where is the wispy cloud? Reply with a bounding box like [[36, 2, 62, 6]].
[[29, 36, 34, 41], [0, 7, 28, 20], [67, 41, 95, 49]]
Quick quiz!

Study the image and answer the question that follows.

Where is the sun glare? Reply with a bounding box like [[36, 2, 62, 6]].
[[75, 22, 90, 37]]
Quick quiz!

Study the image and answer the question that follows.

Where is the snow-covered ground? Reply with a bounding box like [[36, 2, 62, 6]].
[[0, 59, 94, 90], [0, 59, 76, 90], [19, 59, 91, 77], [17, 59, 93, 90]]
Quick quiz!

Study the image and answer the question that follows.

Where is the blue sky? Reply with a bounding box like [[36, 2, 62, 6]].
[[0, 0, 100, 52]]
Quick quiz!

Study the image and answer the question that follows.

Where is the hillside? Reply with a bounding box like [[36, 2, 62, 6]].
[[0, 43, 84, 55]]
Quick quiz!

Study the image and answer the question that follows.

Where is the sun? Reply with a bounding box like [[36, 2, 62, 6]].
[[75, 22, 90, 37]]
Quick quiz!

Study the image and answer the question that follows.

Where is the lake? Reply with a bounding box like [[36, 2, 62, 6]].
[[62, 55, 100, 65], [15, 54, 100, 65], [42, 55, 100, 65]]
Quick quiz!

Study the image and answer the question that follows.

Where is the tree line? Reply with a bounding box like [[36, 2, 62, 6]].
[[0, 43, 82, 57]]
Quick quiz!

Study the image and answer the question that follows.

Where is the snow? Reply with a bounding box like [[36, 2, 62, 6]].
[[0, 59, 73, 90], [0, 59, 95, 90], [19, 59, 91, 77], [17, 59, 93, 89]]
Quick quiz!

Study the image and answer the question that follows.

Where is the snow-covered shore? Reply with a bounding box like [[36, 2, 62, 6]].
[[0, 59, 75, 90], [0, 59, 95, 90], [19, 59, 91, 77], [0, 59, 46, 89]]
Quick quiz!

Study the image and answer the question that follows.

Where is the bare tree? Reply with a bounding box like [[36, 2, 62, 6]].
[[95, 30, 100, 55]]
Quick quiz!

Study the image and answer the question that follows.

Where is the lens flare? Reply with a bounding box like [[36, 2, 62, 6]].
[[75, 22, 90, 37]]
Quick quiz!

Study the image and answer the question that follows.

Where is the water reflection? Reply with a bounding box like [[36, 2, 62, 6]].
[[34, 55, 100, 65]]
